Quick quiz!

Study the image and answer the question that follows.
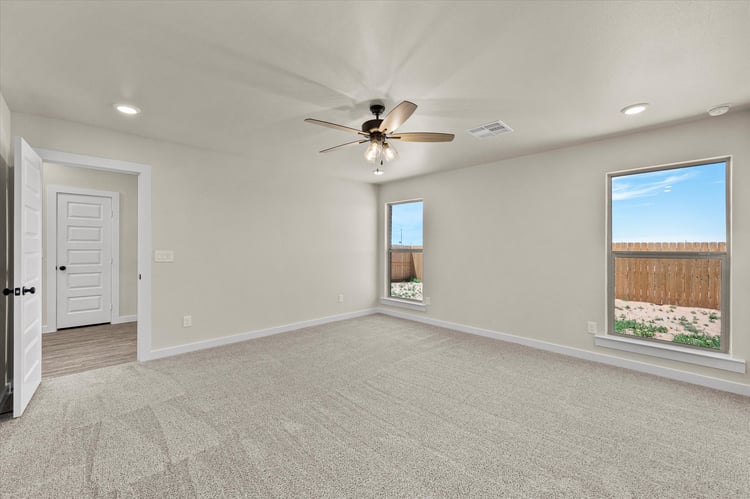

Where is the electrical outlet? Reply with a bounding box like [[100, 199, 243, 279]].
[[338, 294, 344, 303], [425, 297, 431, 305], [183, 315, 192, 327], [587, 321, 597, 334]]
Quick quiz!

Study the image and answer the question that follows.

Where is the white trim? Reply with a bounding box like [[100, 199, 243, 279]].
[[112, 314, 137, 324], [111, 194, 120, 322], [35, 147, 152, 362], [45, 185, 120, 332], [380, 297, 427, 311], [145, 309, 377, 361], [376, 308, 750, 397], [594, 334, 744, 373]]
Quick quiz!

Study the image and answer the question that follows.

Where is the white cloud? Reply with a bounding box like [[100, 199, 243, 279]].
[[612, 171, 693, 201]]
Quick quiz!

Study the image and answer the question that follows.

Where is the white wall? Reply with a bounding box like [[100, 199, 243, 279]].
[[11, 112, 378, 351], [379, 110, 750, 387], [42, 163, 138, 326], [0, 92, 10, 163]]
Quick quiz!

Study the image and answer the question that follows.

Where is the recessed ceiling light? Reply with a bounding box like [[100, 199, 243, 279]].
[[114, 103, 141, 115], [708, 105, 730, 117], [621, 103, 649, 115]]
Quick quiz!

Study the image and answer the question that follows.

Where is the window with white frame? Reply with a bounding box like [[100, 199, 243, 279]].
[[608, 158, 730, 352], [387, 200, 423, 301]]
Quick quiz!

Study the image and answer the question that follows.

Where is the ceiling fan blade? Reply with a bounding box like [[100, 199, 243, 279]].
[[320, 139, 368, 153], [390, 132, 455, 142], [378, 101, 417, 133], [305, 118, 368, 136]]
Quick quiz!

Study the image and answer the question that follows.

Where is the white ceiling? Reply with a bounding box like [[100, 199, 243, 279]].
[[1, 1, 749, 183]]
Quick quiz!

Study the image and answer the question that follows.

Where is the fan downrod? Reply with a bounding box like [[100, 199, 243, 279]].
[[369, 104, 386, 118]]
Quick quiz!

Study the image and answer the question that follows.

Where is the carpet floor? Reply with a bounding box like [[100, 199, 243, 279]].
[[0, 314, 748, 498]]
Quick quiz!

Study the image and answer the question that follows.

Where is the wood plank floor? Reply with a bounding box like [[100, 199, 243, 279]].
[[42, 322, 137, 380]]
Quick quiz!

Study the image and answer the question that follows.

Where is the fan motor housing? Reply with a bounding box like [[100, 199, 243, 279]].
[[362, 119, 383, 133]]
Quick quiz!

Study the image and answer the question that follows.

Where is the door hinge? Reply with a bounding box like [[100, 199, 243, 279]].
[[109, 303, 113, 311]]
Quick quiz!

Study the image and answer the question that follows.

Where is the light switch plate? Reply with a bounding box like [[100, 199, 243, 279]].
[[154, 250, 174, 262]]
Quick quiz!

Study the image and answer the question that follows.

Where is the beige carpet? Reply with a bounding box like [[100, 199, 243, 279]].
[[0, 314, 748, 497]]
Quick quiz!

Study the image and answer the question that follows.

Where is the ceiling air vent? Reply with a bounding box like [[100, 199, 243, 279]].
[[466, 120, 513, 139]]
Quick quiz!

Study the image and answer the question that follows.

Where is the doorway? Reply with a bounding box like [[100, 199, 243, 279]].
[[35, 148, 151, 361], [11, 141, 152, 417], [42, 171, 137, 378], [40, 159, 143, 378]]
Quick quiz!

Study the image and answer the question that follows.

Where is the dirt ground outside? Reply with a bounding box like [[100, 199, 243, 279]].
[[614, 298, 721, 342]]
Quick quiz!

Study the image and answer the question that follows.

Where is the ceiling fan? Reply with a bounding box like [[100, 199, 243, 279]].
[[304, 101, 454, 171]]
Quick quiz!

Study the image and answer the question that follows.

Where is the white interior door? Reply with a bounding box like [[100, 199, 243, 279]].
[[56, 193, 112, 329], [13, 137, 43, 417]]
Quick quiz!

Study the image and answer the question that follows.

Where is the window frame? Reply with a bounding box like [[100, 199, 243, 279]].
[[606, 157, 731, 353], [386, 199, 424, 303]]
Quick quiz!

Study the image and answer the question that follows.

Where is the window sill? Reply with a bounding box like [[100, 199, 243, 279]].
[[594, 334, 745, 373], [380, 297, 427, 312]]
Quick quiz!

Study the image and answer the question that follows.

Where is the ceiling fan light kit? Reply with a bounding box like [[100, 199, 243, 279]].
[[382, 142, 398, 162], [365, 140, 382, 162], [305, 100, 454, 172]]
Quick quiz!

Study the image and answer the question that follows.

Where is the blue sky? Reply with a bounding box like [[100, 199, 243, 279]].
[[611, 161, 726, 242], [391, 201, 423, 246]]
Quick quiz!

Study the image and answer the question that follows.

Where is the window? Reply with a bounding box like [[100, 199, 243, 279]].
[[608, 158, 729, 352], [387, 200, 423, 301]]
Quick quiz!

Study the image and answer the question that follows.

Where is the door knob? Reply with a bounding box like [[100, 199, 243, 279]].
[[59, 265, 66, 271], [22, 286, 35, 295], [2, 288, 13, 296]]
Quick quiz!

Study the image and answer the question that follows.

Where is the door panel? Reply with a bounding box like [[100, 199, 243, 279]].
[[67, 249, 102, 264], [56, 193, 112, 329], [68, 273, 101, 288], [13, 137, 43, 417], [67, 226, 102, 241]]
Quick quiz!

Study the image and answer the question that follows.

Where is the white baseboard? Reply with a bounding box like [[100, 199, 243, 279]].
[[145, 308, 378, 361], [42, 325, 55, 334], [377, 307, 750, 398], [112, 314, 137, 324]]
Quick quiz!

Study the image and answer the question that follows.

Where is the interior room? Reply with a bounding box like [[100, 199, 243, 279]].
[[0, 1, 748, 496]]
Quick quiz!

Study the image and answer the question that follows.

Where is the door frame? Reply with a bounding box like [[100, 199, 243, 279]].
[[33, 147, 152, 362], [45, 186, 121, 333]]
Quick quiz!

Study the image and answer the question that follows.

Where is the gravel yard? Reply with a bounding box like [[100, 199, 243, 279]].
[[614, 298, 721, 347], [390, 282, 423, 301]]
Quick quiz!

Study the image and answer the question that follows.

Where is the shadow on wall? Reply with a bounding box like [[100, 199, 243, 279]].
[[1, 152, 12, 414]]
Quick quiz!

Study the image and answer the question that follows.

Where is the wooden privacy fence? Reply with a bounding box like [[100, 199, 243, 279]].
[[390, 245, 423, 282], [613, 242, 725, 310]]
